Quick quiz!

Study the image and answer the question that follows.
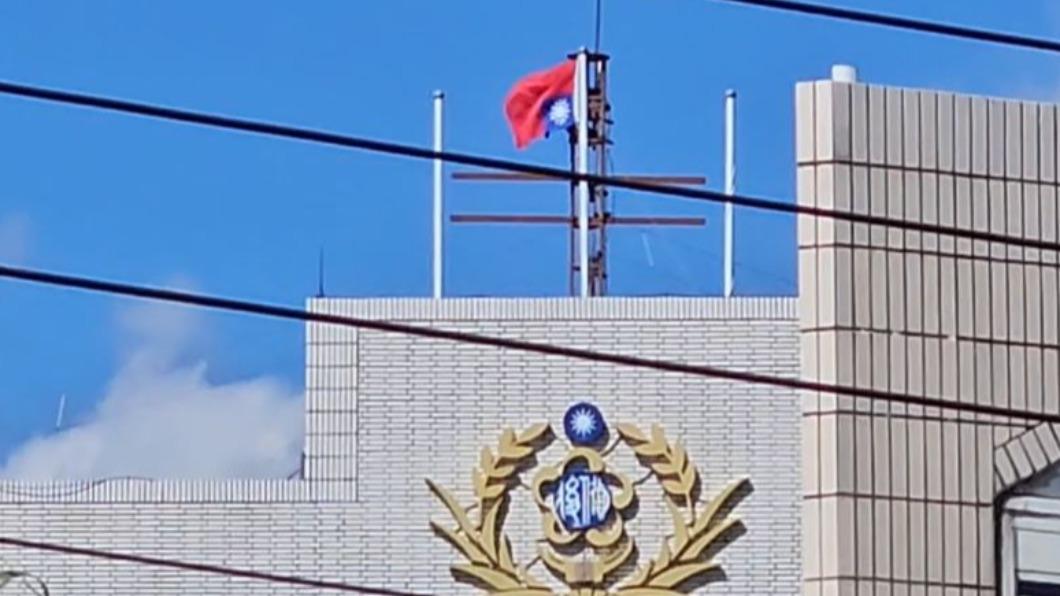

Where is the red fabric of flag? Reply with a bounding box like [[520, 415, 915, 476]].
[[503, 59, 575, 149]]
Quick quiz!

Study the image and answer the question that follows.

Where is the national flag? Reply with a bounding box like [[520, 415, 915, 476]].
[[503, 60, 576, 149]]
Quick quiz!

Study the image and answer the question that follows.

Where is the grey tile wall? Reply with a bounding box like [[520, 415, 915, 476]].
[[799, 79, 1060, 596]]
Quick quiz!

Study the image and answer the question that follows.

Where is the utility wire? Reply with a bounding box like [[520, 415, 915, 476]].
[[0, 261, 1056, 426], [0, 80, 1057, 254], [0, 536, 426, 596], [713, 0, 1060, 54]]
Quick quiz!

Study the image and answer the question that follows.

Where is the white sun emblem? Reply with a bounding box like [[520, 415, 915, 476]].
[[570, 407, 597, 438], [548, 98, 572, 127]]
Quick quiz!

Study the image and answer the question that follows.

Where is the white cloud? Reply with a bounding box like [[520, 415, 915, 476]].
[[0, 213, 30, 264], [0, 295, 304, 480]]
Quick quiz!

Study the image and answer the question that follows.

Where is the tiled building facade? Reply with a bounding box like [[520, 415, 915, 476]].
[[798, 73, 1060, 596], [0, 298, 801, 594]]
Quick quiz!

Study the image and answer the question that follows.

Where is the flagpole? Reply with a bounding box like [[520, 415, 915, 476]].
[[575, 49, 590, 298], [432, 90, 444, 299], [723, 89, 736, 298]]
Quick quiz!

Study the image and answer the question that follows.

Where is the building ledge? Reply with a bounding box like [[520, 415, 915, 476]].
[[306, 296, 798, 321], [0, 478, 354, 504]]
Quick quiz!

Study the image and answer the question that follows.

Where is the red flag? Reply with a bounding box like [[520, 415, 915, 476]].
[[503, 60, 576, 149]]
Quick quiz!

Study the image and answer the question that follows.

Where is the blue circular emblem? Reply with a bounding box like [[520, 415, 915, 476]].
[[563, 402, 606, 446]]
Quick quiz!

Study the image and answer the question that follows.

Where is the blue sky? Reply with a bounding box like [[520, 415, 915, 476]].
[[1, 0, 1059, 466]]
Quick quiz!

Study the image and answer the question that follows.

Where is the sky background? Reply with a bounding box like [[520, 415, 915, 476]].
[[1, 0, 1059, 474]]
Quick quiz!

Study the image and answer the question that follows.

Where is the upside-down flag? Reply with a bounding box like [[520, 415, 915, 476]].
[[503, 59, 576, 149]]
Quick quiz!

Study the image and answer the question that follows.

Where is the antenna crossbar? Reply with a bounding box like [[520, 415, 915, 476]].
[[450, 214, 705, 226]]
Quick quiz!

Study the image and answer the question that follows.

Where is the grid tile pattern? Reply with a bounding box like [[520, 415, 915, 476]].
[[799, 79, 1059, 596]]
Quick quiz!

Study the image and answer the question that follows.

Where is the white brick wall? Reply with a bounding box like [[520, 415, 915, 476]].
[[0, 297, 801, 595]]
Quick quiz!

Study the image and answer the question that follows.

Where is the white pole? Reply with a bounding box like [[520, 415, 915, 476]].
[[432, 90, 444, 299], [723, 90, 736, 298], [575, 50, 590, 298]]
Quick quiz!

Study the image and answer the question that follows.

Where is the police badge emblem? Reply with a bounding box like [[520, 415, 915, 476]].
[[427, 403, 750, 595]]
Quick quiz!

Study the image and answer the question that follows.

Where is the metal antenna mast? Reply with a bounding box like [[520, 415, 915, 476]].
[[450, 52, 706, 297]]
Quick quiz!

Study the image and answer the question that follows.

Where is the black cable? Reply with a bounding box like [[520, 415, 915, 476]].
[[714, 0, 1060, 54], [0, 536, 425, 595], [0, 262, 1056, 426], [0, 79, 1056, 254]]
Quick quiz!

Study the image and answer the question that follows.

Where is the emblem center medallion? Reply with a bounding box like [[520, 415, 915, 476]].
[[554, 464, 612, 532]]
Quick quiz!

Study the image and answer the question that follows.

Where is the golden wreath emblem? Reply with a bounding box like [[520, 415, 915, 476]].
[[427, 403, 750, 595]]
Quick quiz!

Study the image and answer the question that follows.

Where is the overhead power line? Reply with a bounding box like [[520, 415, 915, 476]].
[[714, 0, 1060, 54], [0, 80, 1057, 254], [0, 262, 1057, 426], [0, 536, 426, 596]]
